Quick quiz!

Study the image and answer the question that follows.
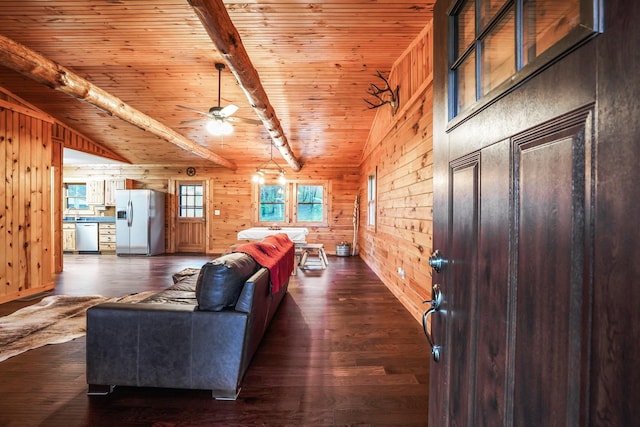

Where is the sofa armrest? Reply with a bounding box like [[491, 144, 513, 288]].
[[235, 267, 270, 313], [234, 267, 290, 374]]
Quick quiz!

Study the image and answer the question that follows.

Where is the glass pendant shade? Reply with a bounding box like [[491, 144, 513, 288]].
[[206, 119, 233, 136]]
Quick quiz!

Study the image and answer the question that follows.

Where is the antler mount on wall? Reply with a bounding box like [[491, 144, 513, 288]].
[[364, 70, 400, 115]]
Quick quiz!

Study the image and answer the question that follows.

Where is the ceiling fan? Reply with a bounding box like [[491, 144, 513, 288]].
[[177, 63, 261, 136]]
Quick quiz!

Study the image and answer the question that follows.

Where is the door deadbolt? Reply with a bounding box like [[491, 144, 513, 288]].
[[429, 249, 446, 273]]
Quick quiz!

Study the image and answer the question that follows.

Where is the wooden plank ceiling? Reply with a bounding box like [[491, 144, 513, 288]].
[[0, 0, 434, 170]]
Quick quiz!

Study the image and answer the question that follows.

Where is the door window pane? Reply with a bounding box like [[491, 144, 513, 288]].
[[481, 6, 515, 95], [523, 0, 580, 65], [479, 0, 507, 28], [179, 184, 204, 218], [297, 185, 324, 222], [457, 0, 476, 57], [456, 50, 477, 113], [259, 185, 285, 222]]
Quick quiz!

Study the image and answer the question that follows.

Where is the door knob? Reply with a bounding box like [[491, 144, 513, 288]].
[[429, 249, 447, 273]]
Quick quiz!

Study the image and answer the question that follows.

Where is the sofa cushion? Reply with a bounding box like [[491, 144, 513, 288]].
[[195, 252, 259, 311]]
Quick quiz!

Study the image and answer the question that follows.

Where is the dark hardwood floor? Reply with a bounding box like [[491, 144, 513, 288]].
[[0, 254, 429, 426]]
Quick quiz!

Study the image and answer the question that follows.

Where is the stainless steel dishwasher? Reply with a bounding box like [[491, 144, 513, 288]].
[[75, 222, 99, 252]]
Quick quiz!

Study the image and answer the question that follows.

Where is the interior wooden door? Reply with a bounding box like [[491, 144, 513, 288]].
[[175, 180, 207, 253]]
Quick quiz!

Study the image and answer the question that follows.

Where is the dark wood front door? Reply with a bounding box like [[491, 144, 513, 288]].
[[429, 1, 640, 426], [432, 112, 594, 426]]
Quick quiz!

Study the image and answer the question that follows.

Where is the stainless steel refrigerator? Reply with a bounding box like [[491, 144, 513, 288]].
[[115, 189, 165, 255]]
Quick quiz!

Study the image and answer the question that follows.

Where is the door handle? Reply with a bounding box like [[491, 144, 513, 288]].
[[425, 250, 446, 361], [127, 200, 133, 227], [422, 283, 442, 362]]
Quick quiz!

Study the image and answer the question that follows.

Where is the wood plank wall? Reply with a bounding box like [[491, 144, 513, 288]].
[[359, 23, 434, 323], [0, 100, 55, 303], [63, 162, 359, 255], [53, 122, 129, 164]]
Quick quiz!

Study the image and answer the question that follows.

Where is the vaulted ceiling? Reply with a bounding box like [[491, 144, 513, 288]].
[[0, 0, 434, 171]]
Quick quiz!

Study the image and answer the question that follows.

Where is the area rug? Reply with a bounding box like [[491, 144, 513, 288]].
[[0, 291, 156, 363]]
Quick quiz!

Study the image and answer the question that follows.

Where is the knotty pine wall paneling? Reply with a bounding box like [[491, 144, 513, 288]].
[[0, 100, 55, 303], [359, 24, 434, 323], [52, 138, 63, 273]]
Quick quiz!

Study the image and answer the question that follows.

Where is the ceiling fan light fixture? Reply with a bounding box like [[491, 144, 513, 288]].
[[206, 118, 233, 136]]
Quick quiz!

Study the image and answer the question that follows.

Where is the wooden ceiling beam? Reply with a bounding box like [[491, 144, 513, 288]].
[[188, 0, 303, 172], [0, 34, 237, 171]]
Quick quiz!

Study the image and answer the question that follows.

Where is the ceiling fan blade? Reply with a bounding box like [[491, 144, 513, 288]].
[[176, 105, 210, 116], [180, 117, 206, 124], [220, 104, 239, 117], [226, 116, 262, 125]]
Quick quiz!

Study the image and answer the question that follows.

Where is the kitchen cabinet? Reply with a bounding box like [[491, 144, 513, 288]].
[[86, 180, 105, 205], [99, 223, 116, 252], [62, 223, 76, 251], [104, 178, 135, 206]]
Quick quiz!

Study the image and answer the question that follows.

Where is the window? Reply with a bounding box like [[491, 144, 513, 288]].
[[296, 185, 324, 222], [259, 185, 286, 222], [179, 183, 204, 217], [65, 183, 89, 210], [450, 0, 601, 119], [256, 181, 328, 225], [367, 172, 376, 227]]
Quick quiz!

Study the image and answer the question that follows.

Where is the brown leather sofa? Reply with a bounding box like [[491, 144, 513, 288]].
[[86, 248, 292, 400]]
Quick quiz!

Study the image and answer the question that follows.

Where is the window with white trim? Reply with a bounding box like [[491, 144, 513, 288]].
[[65, 183, 89, 210], [64, 182, 96, 215]]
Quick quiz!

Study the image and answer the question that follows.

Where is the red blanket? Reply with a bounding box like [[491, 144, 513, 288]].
[[233, 233, 295, 293]]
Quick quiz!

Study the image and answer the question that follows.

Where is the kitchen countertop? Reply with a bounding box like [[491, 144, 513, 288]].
[[63, 217, 116, 223]]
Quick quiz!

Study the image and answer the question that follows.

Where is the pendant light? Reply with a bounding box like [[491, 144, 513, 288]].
[[252, 143, 286, 184]]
